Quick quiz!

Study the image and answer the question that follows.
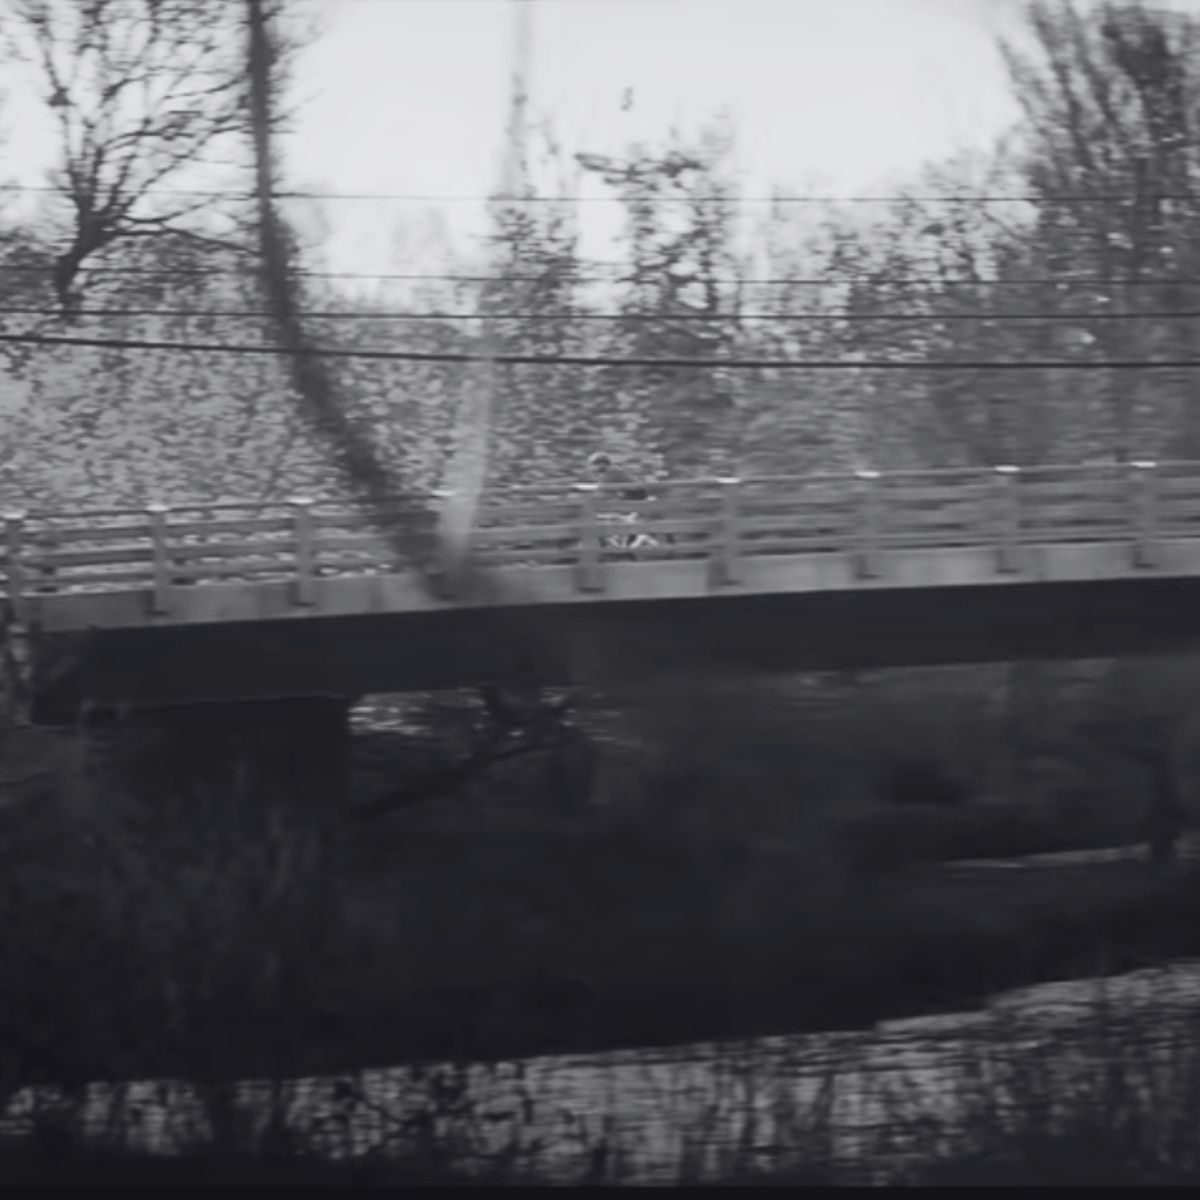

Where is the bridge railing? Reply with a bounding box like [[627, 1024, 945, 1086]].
[[6, 460, 1200, 608]]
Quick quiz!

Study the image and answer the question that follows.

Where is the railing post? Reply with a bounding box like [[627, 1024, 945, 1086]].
[[3, 511, 26, 621], [853, 470, 882, 580], [710, 477, 743, 587], [993, 465, 1023, 573], [145, 502, 172, 616], [1130, 460, 1160, 569], [573, 482, 604, 593], [289, 496, 317, 608], [431, 488, 461, 599]]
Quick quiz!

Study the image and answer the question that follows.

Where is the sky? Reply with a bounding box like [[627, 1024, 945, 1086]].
[[282, 0, 1028, 280], [5, 0, 1196, 288]]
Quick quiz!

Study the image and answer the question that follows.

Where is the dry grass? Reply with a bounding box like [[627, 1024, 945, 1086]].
[[5, 998, 1200, 1186]]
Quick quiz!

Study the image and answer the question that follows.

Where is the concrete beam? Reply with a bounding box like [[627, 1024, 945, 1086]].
[[29, 575, 1200, 717], [28, 538, 1200, 636]]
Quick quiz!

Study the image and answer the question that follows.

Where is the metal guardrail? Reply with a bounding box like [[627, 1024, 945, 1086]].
[[3, 461, 1198, 611]]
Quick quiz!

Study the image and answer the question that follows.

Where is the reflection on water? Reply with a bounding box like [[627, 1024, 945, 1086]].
[[5, 960, 1200, 1184]]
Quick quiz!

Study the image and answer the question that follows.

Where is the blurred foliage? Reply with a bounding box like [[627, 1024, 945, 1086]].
[[4, 3, 1200, 495]]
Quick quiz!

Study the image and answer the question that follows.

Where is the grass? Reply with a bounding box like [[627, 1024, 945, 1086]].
[[288, 813, 1200, 1075], [26, 813, 1176, 1083], [2, 717, 1195, 1085], [5, 993, 1200, 1187], [15, 1141, 1192, 1186], [319, 681, 1179, 1072], [0, 1142, 471, 1186], [3, 673, 1199, 1181]]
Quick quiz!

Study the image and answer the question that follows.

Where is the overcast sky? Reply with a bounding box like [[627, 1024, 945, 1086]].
[[283, 0, 1026, 276], [7, 0, 1197, 285]]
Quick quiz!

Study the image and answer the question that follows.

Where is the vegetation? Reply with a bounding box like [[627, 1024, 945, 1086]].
[[3, 985, 1200, 1186], [4, 0, 1200, 1186], [3, 669, 1200, 1089]]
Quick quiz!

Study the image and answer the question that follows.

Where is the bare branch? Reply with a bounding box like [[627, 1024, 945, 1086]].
[[10, 0, 298, 314], [120, 222, 250, 257], [351, 727, 567, 823]]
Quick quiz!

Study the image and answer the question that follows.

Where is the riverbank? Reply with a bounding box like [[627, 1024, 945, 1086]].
[[5, 1141, 1196, 1187], [8, 963, 1200, 1187], [293, 835, 1200, 1077], [3, 728, 1194, 1091]]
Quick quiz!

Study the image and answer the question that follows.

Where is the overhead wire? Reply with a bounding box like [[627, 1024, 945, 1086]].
[[1, 329, 1198, 369], [1, 305, 1199, 323], [2, 181, 1196, 205], [5, 172, 1197, 346], [5, 262, 1200, 288]]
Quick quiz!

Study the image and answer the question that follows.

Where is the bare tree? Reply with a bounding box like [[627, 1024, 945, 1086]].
[[7, 0, 300, 316], [1000, 0, 1200, 460], [243, 0, 535, 604], [242, 0, 448, 585]]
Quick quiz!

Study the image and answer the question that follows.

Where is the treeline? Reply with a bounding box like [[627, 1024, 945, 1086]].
[[7, 3, 1200, 507]]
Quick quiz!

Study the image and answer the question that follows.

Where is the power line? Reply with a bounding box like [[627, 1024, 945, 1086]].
[[2, 329, 1198, 369], [7, 262, 1200, 288], [4, 305, 1200, 323], [2, 181, 1194, 205], [0, 263, 510, 281], [0, 183, 255, 201]]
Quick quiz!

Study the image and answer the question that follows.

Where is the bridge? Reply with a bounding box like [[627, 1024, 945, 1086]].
[[8, 460, 1200, 718], [8, 458, 1200, 809]]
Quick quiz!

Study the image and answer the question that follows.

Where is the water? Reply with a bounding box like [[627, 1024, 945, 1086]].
[[5, 958, 1200, 1184]]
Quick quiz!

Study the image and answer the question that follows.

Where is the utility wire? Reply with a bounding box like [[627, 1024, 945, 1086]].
[[6, 262, 1200, 288], [3, 306, 1200, 322], [2, 181, 1195, 205], [2, 329, 1198, 369]]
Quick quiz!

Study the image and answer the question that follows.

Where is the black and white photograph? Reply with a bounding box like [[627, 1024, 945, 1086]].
[[2, 0, 1200, 1185]]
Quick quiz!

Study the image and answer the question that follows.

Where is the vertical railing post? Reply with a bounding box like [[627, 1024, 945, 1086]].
[[145, 502, 171, 616], [289, 496, 317, 608], [853, 469, 882, 580], [710, 477, 743, 587], [3, 511, 26, 621], [573, 482, 604, 593], [431, 488, 461, 599], [1130, 460, 1160, 569], [993, 465, 1023, 573]]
